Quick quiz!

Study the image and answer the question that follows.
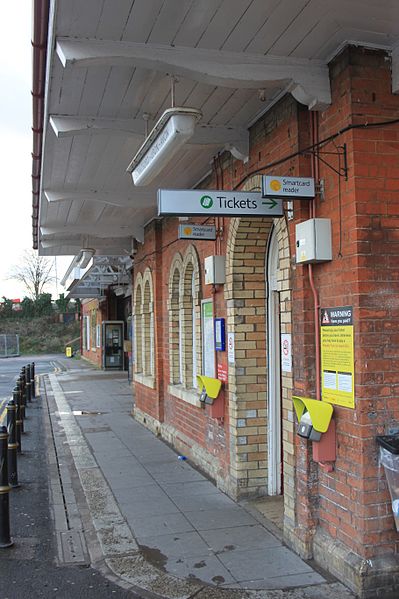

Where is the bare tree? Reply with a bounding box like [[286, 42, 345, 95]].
[[8, 250, 54, 300]]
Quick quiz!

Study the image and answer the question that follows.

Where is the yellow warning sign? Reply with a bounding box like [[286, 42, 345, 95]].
[[320, 306, 354, 409]]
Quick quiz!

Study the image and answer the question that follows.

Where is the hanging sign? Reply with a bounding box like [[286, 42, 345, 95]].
[[262, 176, 315, 199], [178, 224, 216, 240], [158, 189, 284, 217], [320, 306, 355, 409]]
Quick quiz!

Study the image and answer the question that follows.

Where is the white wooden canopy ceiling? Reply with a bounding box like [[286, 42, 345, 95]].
[[37, 0, 399, 256]]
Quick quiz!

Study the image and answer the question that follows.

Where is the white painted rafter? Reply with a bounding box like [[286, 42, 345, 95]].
[[39, 235, 132, 255], [49, 116, 145, 138], [56, 38, 331, 110], [44, 189, 155, 209], [49, 116, 249, 160], [41, 222, 144, 241]]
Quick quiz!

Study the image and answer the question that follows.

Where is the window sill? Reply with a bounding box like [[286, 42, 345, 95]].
[[134, 372, 156, 389], [168, 384, 201, 408]]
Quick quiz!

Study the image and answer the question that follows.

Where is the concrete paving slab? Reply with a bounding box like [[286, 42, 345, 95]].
[[187, 506, 258, 531], [137, 530, 213, 558], [160, 479, 221, 497], [126, 512, 195, 538], [116, 481, 171, 500], [217, 546, 318, 582], [95, 455, 144, 474], [163, 553, 236, 586], [107, 471, 156, 489], [119, 496, 181, 518], [90, 446, 135, 460], [143, 462, 208, 483], [199, 524, 282, 552], [239, 570, 326, 590], [171, 490, 238, 513]]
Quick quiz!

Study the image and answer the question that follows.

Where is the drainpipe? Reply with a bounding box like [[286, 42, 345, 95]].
[[308, 112, 321, 401], [32, 0, 50, 250]]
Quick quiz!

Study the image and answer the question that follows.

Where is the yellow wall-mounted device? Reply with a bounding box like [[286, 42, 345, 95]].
[[197, 375, 222, 405], [292, 396, 333, 435]]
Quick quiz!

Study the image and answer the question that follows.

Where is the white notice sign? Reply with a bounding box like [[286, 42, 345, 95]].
[[281, 333, 292, 372], [202, 300, 215, 378], [227, 332, 235, 365], [178, 224, 216, 240], [262, 176, 315, 199]]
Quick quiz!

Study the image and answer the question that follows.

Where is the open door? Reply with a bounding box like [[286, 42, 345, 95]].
[[267, 229, 282, 495]]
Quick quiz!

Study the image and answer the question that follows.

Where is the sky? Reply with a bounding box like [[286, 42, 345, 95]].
[[0, 3, 69, 300]]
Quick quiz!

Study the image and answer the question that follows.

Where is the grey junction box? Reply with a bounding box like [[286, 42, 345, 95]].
[[295, 218, 332, 264]]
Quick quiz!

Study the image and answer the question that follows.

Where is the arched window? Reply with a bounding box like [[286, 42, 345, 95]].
[[168, 256, 183, 385], [182, 262, 195, 388], [142, 272, 154, 377], [133, 275, 143, 375], [133, 270, 155, 386], [168, 247, 201, 402]]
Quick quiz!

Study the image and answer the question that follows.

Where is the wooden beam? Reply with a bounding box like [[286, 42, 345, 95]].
[[49, 116, 249, 160], [49, 115, 145, 138], [56, 38, 331, 110], [44, 189, 156, 209], [39, 239, 133, 256], [41, 223, 144, 241]]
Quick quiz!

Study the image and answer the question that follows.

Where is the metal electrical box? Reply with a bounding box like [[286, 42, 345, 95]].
[[204, 255, 225, 285], [295, 218, 332, 264]]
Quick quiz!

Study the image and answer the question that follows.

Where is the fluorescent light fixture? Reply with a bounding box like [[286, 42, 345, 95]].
[[127, 107, 202, 186], [60, 248, 95, 288], [78, 248, 95, 269]]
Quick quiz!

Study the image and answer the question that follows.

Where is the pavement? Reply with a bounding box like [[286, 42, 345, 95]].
[[33, 356, 356, 599], [0, 355, 356, 599]]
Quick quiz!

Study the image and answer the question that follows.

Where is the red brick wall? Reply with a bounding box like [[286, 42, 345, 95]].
[[81, 299, 106, 368], [133, 46, 399, 560]]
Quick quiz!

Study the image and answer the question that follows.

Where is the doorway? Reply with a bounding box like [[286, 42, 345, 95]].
[[267, 228, 282, 496]]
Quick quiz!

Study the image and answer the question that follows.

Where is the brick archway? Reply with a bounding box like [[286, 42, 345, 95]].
[[225, 182, 295, 526]]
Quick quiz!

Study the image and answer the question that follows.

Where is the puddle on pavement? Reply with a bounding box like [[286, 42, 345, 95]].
[[72, 410, 107, 416], [139, 544, 167, 571]]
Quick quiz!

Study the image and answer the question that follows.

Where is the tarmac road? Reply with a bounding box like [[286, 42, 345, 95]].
[[0, 355, 60, 424], [0, 355, 143, 599]]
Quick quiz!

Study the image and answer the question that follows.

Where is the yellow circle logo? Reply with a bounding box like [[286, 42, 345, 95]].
[[183, 227, 192, 235], [270, 179, 281, 192]]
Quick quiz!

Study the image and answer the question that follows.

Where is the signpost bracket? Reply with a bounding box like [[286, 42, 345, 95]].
[[303, 143, 348, 181]]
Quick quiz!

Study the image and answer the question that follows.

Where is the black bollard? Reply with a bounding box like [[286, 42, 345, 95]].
[[20, 368, 25, 409], [7, 401, 18, 488], [26, 381, 31, 405], [31, 362, 35, 399], [18, 378, 25, 434], [25, 365, 31, 403], [14, 386, 22, 453], [0, 426, 12, 548]]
